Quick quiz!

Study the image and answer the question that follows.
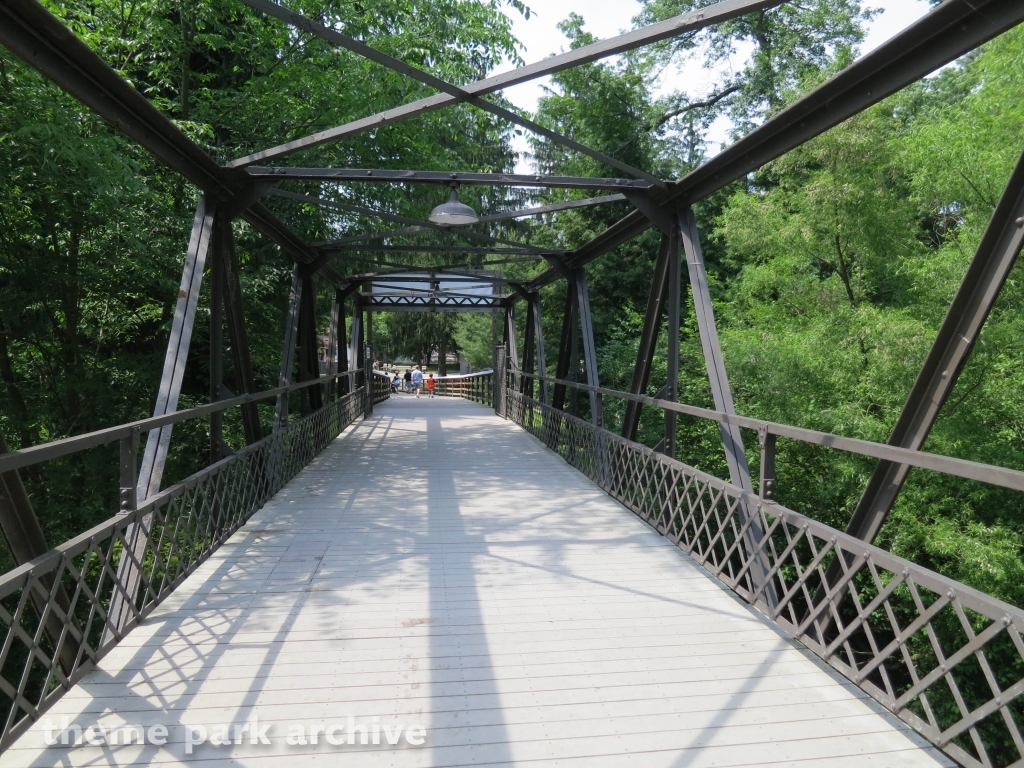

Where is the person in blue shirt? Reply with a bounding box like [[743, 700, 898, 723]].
[[411, 366, 424, 398]]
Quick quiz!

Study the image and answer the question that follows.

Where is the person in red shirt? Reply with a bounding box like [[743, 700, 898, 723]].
[[427, 373, 436, 398]]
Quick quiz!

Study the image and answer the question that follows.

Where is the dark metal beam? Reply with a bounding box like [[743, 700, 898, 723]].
[[680, 207, 775, 606], [475, 195, 628, 223], [575, 270, 602, 428], [321, 245, 560, 256], [218, 215, 262, 445], [622, 233, 672, 442], [297, 273, 323, 413], [210, 218, 225, 463], [526, 0, 1024, 292], [552, 281, 576, 412], [237, 0, 660, 184], [846, 145, 1024, 544], [270, 189, 547, 254], [227, 0, 782, 168], [274, 265, 303, 430], [251, 167, 651, 190]]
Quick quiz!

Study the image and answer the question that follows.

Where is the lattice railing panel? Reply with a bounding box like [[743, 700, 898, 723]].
[[0, 389, 366, 749], [506, 387, 1024, 768]]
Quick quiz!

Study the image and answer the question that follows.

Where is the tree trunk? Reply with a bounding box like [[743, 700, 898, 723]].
[[439, 336, 447, 376]]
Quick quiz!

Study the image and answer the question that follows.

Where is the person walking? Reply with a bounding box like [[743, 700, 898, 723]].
[[411, 366, 424, 398], [403, 368, 412, 393], [427, 373, 436, 398]]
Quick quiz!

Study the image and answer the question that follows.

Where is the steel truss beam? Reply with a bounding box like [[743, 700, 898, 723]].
[[238, 0, 659, 184], [847, 145, 1024, 543], [622, 233, 671, 442], [270, 189, 547, 258], [680, 208, 775, 606], [297, 273, 323, 414], [505, 304, 519, 371], [321, 245, 560, 257], [228, 0, 781, 168], [251, 167, 651, 191], [361, 295, 501, 312], [552, 280, 576, 412], [274, 265, 303, 430], [218, 214, 262, 445], [575, 270, 602, 428], [108, 198, 213, 636], [525, 0, 1024, 293]]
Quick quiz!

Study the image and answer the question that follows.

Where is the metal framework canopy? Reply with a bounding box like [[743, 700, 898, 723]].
[[4, 1, 1024, 766]]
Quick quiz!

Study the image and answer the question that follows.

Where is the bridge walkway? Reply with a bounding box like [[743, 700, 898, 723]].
[[4, 397, 952, 767]]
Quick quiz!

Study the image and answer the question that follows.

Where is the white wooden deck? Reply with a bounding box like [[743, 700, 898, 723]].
[[5, 396, 953, 767]]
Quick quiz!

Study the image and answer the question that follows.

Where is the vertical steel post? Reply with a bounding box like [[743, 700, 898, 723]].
[[664, 224, 682, 458], [209, 225, 225, 464], [119, 428, 139, 515], [297, 272, 322, 414], [575, 269, 602, 428], [759, 426, 777, 504], [494, 345, 506, 418], [531, 292, 549, 405], [326, 289, 341, 401], [504, 303, 519, 371], [109, 198, 213, 637], [622, 233, 671, 442], [679, 207, 775, 607], [552, 280, 576, 412], [274, 264, 302, 431], [347, 298, 361, 397], [521, 298, 536, 398], [220, 216, 261, 445]]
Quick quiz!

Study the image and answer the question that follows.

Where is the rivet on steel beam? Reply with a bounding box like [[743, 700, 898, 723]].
[[1016, 217, 1024, 227], [1003, 615, 1012, 626], [948, 590, 956, 599]]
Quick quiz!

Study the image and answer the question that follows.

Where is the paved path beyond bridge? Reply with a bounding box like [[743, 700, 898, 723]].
[[5, 397, 952, 767]]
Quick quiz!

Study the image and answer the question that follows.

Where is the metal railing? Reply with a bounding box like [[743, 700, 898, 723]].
[[432, 371, 494, 406], [0, 372, 383, 749], [502, 369, 1024, 768]]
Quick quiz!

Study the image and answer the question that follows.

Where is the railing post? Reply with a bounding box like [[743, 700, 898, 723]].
[[494, 346, 506, 418], [119, 428, 140, 515], [758, 425, 777, 504], [364, 347, 373, 418]]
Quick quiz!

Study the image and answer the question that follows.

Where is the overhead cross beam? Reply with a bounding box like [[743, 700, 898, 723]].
[[249, 167, 651, 190], [311, 194, 623, 246], [525, 0, 1024, 292], [227, 0, 783, 168], [238, 0, 662, 184], [270, 188, 547, 254]]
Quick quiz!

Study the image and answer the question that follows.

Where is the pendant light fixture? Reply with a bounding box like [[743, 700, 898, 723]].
[[428, 184, 478, 226]]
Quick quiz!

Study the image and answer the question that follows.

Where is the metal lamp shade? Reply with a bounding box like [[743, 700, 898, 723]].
[[429, 187, 479, 225]]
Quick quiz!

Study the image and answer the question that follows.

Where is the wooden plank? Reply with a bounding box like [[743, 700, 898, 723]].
[[2, 397, 951, 767]]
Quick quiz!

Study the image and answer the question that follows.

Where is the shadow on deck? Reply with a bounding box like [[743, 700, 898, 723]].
[[2, 397, 951, 767]]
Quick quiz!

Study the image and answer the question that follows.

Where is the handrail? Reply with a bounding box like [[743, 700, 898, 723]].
[[501, 383, 1024, 768], [0, 369, 367, 474], [511, 370, 1024, 494]]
